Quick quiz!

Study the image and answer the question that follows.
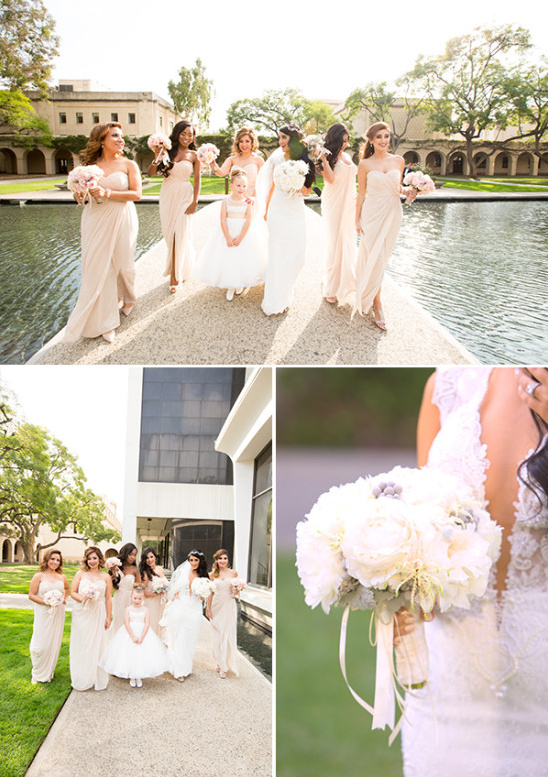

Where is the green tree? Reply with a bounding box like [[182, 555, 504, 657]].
[[503, 60, 548, 157], [0, 89, 50, 134], [0, 422, 119, 562], [405, 24, 532, 178], [303, 100, 338, 134], [226, 88, 311, 136], [344, 80, 426, 152], [168, 58, 214, 129], [0, 0, 60, 94]]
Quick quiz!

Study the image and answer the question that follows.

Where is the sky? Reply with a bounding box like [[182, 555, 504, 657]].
[[42, 0, 548, 130], [0, 366, 130, 516]]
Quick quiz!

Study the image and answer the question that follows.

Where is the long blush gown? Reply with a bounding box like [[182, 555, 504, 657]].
[[355, 168, 402, 315], [64, 171, 137, 341], [210, 577, 239, 676], [260, 150, 307, 315], [30, 578, 66, 683], [401, 367, 548, 777], [321, 153, 357, 302], [165, 575, 204, 679], [111, 573, 135, 634], [69, 577, 109, 691], [143, 574, 167, 638], [159, 160, 195, 283]]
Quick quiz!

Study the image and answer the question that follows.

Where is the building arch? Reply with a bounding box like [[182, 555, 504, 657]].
[[538, 153, 548, 175], [494, 152, 511, 176], [13, 540, 24, 563], [0, 148, 18, 174], [403, 150, 420, 166], [425, 151, 443, 175], [136, 151, 154, 173], [473, 152, 489, 175], [448, 152, 466, 175], [26, 148, 46, 175], [2, 538, 13, 563], [54, 148, 74, 174], [516, 152, 533, 176]]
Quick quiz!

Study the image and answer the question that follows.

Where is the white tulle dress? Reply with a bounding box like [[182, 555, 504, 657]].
[[164, 564, 205, 679], [401, 367, 548, 777], [30, 578, 66, 683], [100, 606, 169, 679], [192, 196, 267, 289]]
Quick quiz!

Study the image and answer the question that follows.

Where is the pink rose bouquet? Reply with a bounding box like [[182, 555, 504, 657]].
[[402, 169, 435, 205], [67, 165, 105, 204], [196, 143, 220, 170], [43, 589, 64, 615]]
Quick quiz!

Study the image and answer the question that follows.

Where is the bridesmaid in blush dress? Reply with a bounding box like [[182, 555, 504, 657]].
[[64, 122, 141, 344], [28, 549, 69, 684], [354, 122, 415, 331], [139, 546, 168, 638], [148, 121, 200, 293], [206, 549, 239, 679], [107, 543, 141, 635], [210, 126, 264, 198], [318, 123, 357, 305], [69, 546, 112, 691]]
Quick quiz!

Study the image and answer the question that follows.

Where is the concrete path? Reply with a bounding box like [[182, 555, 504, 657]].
[[1, 595, 271, 777], [29, 204, 475, 366]]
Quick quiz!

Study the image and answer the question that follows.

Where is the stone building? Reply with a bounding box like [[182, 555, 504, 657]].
[[0, 79, 181, 175]]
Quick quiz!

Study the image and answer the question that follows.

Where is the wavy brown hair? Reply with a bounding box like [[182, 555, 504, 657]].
[[80, 122, 122, 165], [81, 546, 106, 571], [321, 123, 350, 171], [39, 549, 64, 575], [211, 548, 231, 578], [232, 127, 259, 156], [361, 122, 390, 160]]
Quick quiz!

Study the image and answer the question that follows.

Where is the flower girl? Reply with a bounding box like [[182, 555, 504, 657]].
[[192, 168, 267, 300], [100, 585, 168, 688]]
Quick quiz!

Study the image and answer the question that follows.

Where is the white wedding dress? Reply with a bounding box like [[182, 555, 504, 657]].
[[163, 562, 204, 679], [402, 367, 548, 777]]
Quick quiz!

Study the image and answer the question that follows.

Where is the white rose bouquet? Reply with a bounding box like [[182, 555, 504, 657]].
[[151, 575, 169, 599], [274, 160, 309, 196], [304, 134, 330, 161], [230, 577, 246, 598], [191, 577, 214, 600], [296, 465, 501, 740], [81, 584, 101, 607]]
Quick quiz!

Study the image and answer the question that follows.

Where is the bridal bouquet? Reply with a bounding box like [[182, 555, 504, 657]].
[[274, 160, 309, 196], [296, 465, 501, 739], [230, 577, 246, 598], [148, 133, 172, 166], [402, 168, 435, 204], [43, 589, 64, 615], [304, 134, 330, 161], [191, 577, 214, 600], [105, 557, 122, 570], [151, 575, 169, 595], [81, 584, 101, 606], [67, 165, 105, 203], [196, 143, 220, 169]]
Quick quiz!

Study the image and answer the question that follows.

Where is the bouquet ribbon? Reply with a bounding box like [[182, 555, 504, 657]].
[[339, 606, 406, 746]]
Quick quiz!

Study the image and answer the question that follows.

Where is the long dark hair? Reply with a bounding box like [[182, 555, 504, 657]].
[[279, 124, 316, 188], [519, 376, 548, 504], [321, 123, 349, 171], [188, 548, 209, 578], [139, 546, 159, 582], [158, 120, 196, 177], [110, 542, 138, 590]]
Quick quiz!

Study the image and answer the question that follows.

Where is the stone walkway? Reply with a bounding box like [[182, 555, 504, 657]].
[[2, 595, 271, 777], [29, 203, 475, 366]]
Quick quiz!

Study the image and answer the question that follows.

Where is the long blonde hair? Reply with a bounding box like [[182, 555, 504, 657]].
[[361, 122, 390, 160], [211, 548, 231, 578], [80, 122, 122, 164]]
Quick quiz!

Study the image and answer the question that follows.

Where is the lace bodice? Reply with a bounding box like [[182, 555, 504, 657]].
[[430, 366, 548, 596], [127, 605, 146, 623], [226, 198, 247, 219]]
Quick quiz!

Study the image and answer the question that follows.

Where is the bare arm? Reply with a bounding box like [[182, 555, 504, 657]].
[[232, 205, 252, 246], [220, 199, 232, 246], [264, 183, 275, 221], [104, 573, 113, 628], [356, 161, 368, 233], [212, 156, 234, 178], [186, 156, 201, 214], [137, 607, 150, 643], [417, 372, 441, 468], [124, 605, 137, 642], [320, 155, 335, 185], [28, 573, 45, 605]]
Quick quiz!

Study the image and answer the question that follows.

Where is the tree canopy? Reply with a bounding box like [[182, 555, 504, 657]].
[[168, 58, 214, 129], [0, 0, 60, 94], [0, 394, 119, 562], [226, 89, 337, 137], [0, 89, 50, 134]]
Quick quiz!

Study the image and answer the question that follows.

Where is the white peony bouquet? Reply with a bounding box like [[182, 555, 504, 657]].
[[191, 577, 214, 600], [67, 165, 105, 203], [296, 465, 501, 739], [43, 589, 64, 616], [274, 159, 309, 196], [196, 143, 220, 170], [81, 584, 101, 606], [105, 557, 122, 570], [151, 575, 169, 595]]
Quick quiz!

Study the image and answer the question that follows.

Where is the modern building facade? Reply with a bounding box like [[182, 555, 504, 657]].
[[123, 366, 272, 632]]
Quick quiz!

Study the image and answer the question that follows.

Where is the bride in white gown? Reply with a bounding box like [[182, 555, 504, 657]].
[[164, 550, 209, 681], [400, 366, 548, 777]]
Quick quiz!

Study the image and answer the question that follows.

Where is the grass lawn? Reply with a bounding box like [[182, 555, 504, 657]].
[[141, 175, 327, 197], [439, 177, 548, 192], [0, 565, 80, 593], [277, 553, 403, 777], [0, 178, 66, 195], [0, 609, 72, 777]]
